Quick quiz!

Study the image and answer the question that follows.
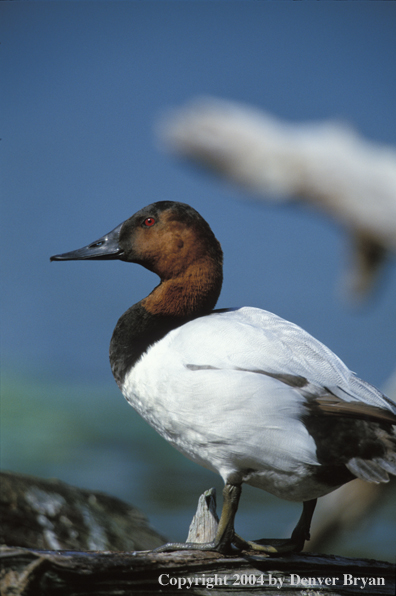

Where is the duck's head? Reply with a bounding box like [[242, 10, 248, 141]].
[[51, 201, 223, 315]]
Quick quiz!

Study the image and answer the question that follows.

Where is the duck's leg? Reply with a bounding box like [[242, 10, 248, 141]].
[[154, 483, 241, 554], [233, 498, 317, 554]]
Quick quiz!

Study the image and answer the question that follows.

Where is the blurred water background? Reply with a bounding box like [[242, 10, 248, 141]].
[[2, 1, 396, 561]]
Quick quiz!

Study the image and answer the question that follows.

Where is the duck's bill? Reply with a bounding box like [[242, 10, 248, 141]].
[[50, 223, 124, 261]]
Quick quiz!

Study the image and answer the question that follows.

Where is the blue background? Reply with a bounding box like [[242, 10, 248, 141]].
[[2, 1, 396, 559]]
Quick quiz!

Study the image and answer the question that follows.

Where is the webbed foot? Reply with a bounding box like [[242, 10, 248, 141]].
[[153, 489, 316, 558], [233, 534, 302, 555], [154, 538, 231, 554], [154, 483, 241, 555], [233, 498, 317, 555]]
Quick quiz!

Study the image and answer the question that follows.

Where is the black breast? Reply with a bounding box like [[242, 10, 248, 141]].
[[109, 302, 190, 388]]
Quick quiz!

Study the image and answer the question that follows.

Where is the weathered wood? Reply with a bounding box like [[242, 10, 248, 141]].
[[159, 97, 396, 295], [1, 473, 394, 595], [0, 471, 165, 551], [186, 487, 219, 543], [0, 546, 394, 596]]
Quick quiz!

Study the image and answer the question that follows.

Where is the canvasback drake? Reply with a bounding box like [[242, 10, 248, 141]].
[[51, 201, 396, 555]]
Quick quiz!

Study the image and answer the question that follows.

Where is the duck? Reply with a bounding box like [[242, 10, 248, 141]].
[[51, 200, 396, 555]]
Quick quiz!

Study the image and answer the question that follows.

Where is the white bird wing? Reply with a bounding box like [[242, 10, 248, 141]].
[[170, 306, 396, 415], [128, 306, 396, 489]]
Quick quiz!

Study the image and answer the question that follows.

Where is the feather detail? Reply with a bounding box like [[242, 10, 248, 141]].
[[346, 458, 390, 483]]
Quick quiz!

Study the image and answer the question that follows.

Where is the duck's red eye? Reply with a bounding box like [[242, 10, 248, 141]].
[[143, 217, 156, 227]]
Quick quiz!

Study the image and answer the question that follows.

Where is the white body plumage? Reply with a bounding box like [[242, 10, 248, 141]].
[[122, 307, 395, 501]]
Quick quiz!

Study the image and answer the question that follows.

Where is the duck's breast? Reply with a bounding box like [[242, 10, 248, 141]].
[[121, 309, 326, 484]]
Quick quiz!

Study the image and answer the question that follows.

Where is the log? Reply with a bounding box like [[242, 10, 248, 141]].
[[0, 471, 165, 551], [1, 546, 394, 596], [1, 473, 394, 595]]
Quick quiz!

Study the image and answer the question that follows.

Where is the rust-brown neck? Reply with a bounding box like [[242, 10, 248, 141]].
[[141, 257, 223, 318]]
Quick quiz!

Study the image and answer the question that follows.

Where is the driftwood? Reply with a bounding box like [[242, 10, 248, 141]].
[[1, 546, 394, 596], [158, 97, 396, 296], [1, 473, 395, 595], [0, 471, 165, 552], [186, 487, 219, 543]]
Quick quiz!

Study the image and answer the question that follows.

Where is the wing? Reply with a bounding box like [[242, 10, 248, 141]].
[[166, 307, 396, 484], [173, 306, 396, 414]]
